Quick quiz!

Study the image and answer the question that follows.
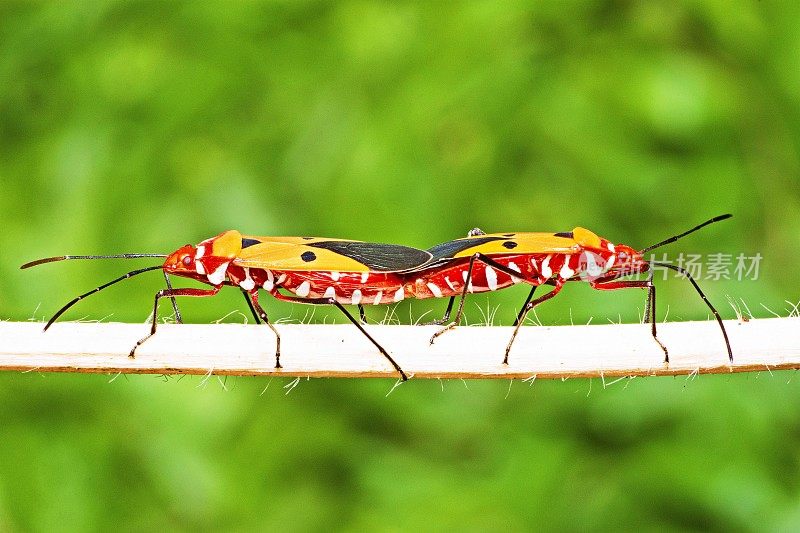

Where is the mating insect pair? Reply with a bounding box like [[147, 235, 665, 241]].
[[21, 215, 734, 381]]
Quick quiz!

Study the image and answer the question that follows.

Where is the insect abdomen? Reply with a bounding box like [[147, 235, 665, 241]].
[[238, 268, 407, 305], [410, 253, 578, 299]]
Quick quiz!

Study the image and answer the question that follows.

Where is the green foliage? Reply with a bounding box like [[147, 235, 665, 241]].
[[1, 1, 799, 530]]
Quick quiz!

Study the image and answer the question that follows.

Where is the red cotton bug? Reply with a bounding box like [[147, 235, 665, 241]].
[[401, 214, 734, 365], [21, 232, 438, 381]]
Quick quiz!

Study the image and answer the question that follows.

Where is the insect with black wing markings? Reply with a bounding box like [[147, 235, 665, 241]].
[[22, 232, 437, 381], [404, 215, 734, 365]]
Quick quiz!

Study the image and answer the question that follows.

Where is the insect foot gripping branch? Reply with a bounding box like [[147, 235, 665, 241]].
[[21, 231, 443, 382], [413, 214, 734, 366]]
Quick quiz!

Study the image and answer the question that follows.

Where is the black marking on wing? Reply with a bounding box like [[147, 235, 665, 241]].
[[503, 241, 518, 249], [554, 232, 574, 238], [307, 241, 433, 272], [427, 236, 507, 260], [242, 238, 261, 249], [301, 251, 316, 262]]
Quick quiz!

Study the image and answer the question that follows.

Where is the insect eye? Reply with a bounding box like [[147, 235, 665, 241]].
[[182, 255, 192, 266]]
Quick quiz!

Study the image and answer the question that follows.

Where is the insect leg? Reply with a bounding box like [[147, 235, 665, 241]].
[[504, 282, 564, 364], [329, 299, 407, 381], [245, 290, 282, 368], [430, 253, 541, 344], [654, 262, 733, 363], [643, 284, 652, 324], [271, 292, 408, 381], [358, 304, 368, 325], [513, 285, 538, 327], [429, 254, 479, 343], [162, 271, 183, 324], [421, 225, 483, 326], [129, 286, 221, 358], [590, 275, 670, 363], [241, 289, 262, 324], [421, 297, 456, 326]]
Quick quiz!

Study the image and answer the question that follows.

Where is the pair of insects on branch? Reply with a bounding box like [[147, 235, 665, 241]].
[[22, 215, 734, 381]]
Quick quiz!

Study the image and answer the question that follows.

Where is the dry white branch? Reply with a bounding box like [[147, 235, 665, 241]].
[[0, 318, 797, 379]]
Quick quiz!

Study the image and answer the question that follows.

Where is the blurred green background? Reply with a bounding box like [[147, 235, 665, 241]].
[[2, 1, 800, 531]]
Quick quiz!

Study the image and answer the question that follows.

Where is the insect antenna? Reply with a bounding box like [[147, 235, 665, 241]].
[[639, 214, 732, 254], [652, 262, 733, 363], [21, 254, 167, 269], [43, 265, 163, 330]]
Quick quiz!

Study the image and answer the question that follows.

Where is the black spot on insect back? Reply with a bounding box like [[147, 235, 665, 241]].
[[241, 238, 261, 249], [554, 232, 574, 238], [301, 251, 316, 262], [502, 241, 518, 249]]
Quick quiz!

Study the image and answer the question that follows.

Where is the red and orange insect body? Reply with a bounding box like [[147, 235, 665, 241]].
[[417, 216, 732, 366], [164, 231, 419, 307], [23, 231, 436, 381], [407, 230, 640, 302]]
